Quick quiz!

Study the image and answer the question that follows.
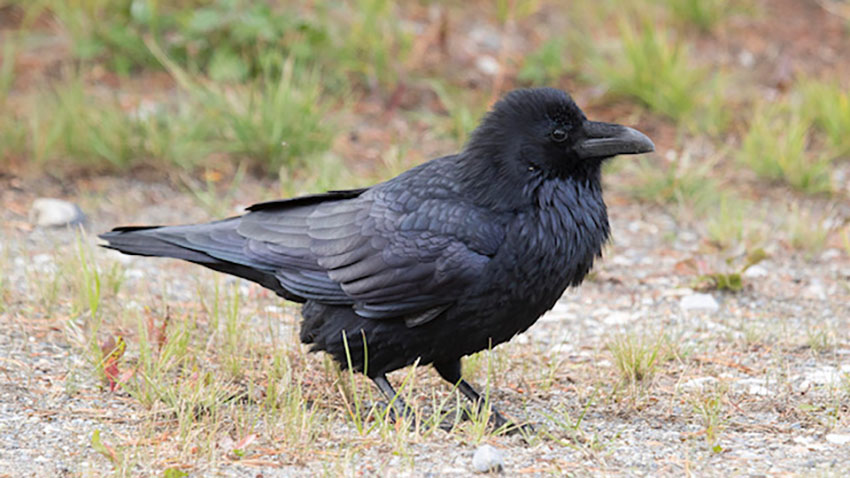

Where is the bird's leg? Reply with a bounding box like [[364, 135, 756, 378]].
[[371, 374, 414, 423], [433, 360, 515, 431]]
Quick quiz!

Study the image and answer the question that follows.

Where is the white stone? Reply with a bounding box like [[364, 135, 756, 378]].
[[803, 280, 827, 300], [680, 293, 719, 312], [603, 311, 633, 326], [678, 376, 719, 392], [472, 444, 504, 473], [29, 198, 85, 227], [743, 264, 768, 278], [826, 433, 850, 445], [803, 366, 842, 386], [475, 55, 501, 76], [734, 378, 771, 396]]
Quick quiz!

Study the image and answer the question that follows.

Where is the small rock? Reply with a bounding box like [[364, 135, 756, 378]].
[[29, 198, 85, 227], [738, 50, 755, 68], [475, 55, 501, 76], [680, 293, 719, 312], [734, 378, 771, 396], [472, 444, 504, 473], [743, 264, 768, 278], [603, 311, 633, 326], [825, 433, 850, 445], [821, 249, 841, 260], [679, 376, 719, 392], [803, 280, 826, 300]]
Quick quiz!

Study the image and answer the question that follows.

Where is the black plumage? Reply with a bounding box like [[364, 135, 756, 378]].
[[100, 88, 654, 429]]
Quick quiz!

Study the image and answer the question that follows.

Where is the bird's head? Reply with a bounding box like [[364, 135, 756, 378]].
[[463, 88, 654, 183]]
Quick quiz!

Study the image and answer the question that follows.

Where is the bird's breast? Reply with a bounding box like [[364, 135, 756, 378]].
[[495, 179, 609, 313]]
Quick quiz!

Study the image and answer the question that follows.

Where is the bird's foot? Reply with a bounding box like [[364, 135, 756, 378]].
[[370, 400, 419, 429], [489, 410, 535, 436], [432, 406, 534, 436]]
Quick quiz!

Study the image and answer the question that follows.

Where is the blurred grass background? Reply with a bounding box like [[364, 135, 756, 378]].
[[0, 0, 848, 248]]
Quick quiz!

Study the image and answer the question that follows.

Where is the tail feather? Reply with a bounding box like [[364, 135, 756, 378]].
[[99, 221, 295, 300]]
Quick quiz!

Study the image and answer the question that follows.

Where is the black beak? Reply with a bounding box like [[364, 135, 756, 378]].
[[575, 121, 655, 160]]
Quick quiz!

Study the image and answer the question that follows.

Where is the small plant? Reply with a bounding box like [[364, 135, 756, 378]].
[[518, 38, 571, 85], [705, 194, 754, 249], [784, 203, 832, 254], [799, 79, 850, 157], [542, 394, 606, 453], [738, 103, 832, 194], [665, 0, 744, 33], [591, 21, 706, 122], [608, 334, 663, 385], [806, 325, 836, 354], [624, 150, 720, 214], [0, 36, 16, 105], [27, 77, 140, 171], [678, 248, 768, 292], [689, 384, 728, 451], [430, 81, 490, 147]]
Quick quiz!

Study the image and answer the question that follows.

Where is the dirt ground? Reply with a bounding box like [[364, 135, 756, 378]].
[[1, 172, 849, 477]]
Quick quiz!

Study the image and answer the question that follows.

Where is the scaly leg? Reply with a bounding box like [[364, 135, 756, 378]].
[[433, 359, 514, 431], [372, 374, 414, 423]]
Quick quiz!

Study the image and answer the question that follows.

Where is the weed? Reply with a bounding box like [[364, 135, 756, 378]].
[[151, 44, 335, 176], [678, 248, 767, 292], [278, 152, 364, 199], [0, 246, 10, 313], [608, 334, 662, 385], [332, 0, 411, 90], [738, 103, 832, 194], [518, 38, 571, 85], [26, 76, 139, 171], [591, 20, 706, 122], [799, 79, 850, 157], [181, 162, 247, 218], [689, 383, 728, 450], [624, 150, 720, 214], [806, 326, 836, 354], [784, 203, 832, 254], [430, 81, 490, 147], [705, 195, 750, 249], [664, 0, 745, 33], [0, 34, 15, 105]]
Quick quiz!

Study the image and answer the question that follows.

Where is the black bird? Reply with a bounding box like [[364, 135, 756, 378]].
[[100, 88, 654, 429]]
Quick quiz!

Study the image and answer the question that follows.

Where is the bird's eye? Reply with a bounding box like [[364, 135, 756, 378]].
[[550, 128, 567, 142]]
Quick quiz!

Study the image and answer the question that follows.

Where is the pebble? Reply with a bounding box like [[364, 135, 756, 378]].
[[678, 376, 719, 392], [803, 280, 827, 300], [680, 293, 719, 312], [603, 311, 633, 326], [472, 444, 504, 473], [29, 198, 85, 227], [743, 264, 768, 278], [826, 434, 850, 446], [475, 55, 501, 76]]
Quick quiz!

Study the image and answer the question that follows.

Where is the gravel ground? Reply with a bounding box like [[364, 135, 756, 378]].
[[1, 177, 849, 477]]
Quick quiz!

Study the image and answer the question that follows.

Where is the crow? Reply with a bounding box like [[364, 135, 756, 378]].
[[100, 87, 654, 429]]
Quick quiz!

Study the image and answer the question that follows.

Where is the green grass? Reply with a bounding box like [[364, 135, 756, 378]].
[[689, 383, 728, 451], [663, 0, 745, 32], [738, 103, 833, 194], [705, 195, 768, 250], [799, 79, 850, 158], [6, 56, 335, 176], [590, 21, 710, 124], [21, 0, 407, 89], [608, 334, 664, 386], [622, 151, 722, 214], [784, 203, 832, 254]]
